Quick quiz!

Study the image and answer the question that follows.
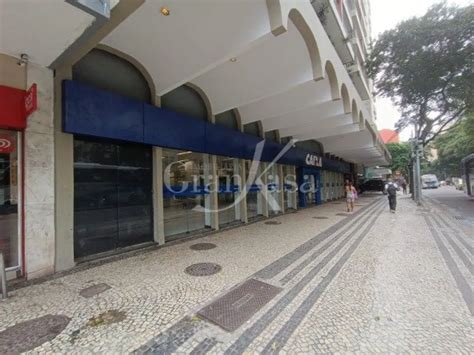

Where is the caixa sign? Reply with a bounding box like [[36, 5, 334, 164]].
[[305, 153, 322, 167]]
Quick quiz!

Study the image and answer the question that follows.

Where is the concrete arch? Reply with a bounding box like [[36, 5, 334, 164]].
[[340, 84, 351, 114], [233, 108, 244, 132], [351, 99, 358, 124], [325, 61, 340, 100], [287, 8, 323, 81], [96, 44, 157, 104], [366, 122, 377, 145], [266, 1, 323, 81]]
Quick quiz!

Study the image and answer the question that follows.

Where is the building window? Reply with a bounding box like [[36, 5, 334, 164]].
[[217, 155, 239, 226], [215, 110, 239, 131], [74, 138, 153, 258], [161, 85, 208, 121], [162, 148, 206, 239], [73, 48, 151, 103], [243, 122, 262, 137]]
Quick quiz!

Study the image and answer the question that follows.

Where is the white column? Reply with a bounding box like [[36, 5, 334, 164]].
[[25, 63, 57, 278]]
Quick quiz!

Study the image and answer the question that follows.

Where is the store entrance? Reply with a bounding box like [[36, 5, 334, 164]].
[[297, 168, 321, 208], [74, 138, 153, 259], [0, 130, 19, 270]]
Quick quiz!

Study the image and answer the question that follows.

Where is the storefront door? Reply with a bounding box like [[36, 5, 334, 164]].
[[74, 138, 153, 258], [0, 130, 20, 270], [162, 149, 207, 239], [298, 168, 321, 208]]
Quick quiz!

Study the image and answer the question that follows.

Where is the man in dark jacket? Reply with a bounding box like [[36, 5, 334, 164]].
[[384, 178, 398, 213]]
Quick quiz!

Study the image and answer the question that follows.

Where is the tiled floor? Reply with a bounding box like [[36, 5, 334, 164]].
[[0, 193, 472, 354]]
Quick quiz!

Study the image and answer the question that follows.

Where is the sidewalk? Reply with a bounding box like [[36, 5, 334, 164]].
[[0, 194, 472, 354]]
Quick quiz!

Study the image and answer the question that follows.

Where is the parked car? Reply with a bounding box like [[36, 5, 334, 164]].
[[359, 179, 386, 194], [421, 174, 440, 189]]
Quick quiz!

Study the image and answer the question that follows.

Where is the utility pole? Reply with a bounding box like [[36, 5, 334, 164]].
[[413, 122, 422, 204]]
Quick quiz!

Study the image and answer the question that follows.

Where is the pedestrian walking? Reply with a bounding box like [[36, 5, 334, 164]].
[[401, 179, 407, 195], [345, 181, 356, 212], [385, 178, 398, 213]]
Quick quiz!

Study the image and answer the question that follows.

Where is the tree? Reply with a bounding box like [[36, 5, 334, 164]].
[[431, 113, 474, 178], [368, 2, 474, 145], [386, 142, 411, 176]]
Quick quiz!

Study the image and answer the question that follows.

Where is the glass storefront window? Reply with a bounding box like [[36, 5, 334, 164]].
[[245, 160, 263, 219], [217, 156, 239, 226], [74, 138, 153, 259], [162, 148, 206, 239], [283, 165, 296, 210], [0, 130, 19, 269], [268, 164, 281, 214]]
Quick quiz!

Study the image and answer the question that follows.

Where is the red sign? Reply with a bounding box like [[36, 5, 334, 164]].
[[0, 134, 15, 154], [0, 83, 37, 130], [24, 83, 37, 118]]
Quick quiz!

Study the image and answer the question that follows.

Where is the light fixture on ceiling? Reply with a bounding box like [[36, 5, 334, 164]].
[[160, 6, 170, 16], [230, 57, 237, 62]]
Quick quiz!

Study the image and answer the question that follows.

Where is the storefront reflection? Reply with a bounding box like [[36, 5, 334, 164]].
[[163, 149, 207, 239], [0, 130, 18, 269]]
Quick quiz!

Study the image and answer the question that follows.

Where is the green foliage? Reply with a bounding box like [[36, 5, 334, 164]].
[[386, 142, 411, 176], [368, 2, 474, 145], [428, 113, 474, 178]]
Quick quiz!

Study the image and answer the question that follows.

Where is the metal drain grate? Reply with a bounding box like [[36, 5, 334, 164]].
[[454, 216, 465, 220], [265, 220, 281, 225], [185, 263, 222, 276], [313, 216, 328, 219], [190, 243, 217, 251], [336, 213, 350, 216], [198, 279, 282, 332]]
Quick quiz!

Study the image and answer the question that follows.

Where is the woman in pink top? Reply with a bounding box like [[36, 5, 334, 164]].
[[345, 181, 357, 212]]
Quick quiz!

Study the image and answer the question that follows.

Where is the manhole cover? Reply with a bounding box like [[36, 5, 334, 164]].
[[185, 263, 222, 276], [313, 216, 328, 219], [79, 283, 111, 298], [190, 243, 217, 251], [265, 220, 281, 225], [336, 213, 350, 216], [198, 279, 282, 332], [0, 315, 70, 354]]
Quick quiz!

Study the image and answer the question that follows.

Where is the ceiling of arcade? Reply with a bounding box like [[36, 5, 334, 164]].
[[0, 0, 389, 166]]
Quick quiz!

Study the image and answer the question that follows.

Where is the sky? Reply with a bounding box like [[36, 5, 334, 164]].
[[370, 0, 472, 141]]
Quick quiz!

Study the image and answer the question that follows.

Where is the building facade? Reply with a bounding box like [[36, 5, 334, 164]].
[[0, 0, 390, 280]]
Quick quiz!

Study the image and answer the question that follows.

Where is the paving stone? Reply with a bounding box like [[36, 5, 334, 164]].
[[0, 195, 471, 354]]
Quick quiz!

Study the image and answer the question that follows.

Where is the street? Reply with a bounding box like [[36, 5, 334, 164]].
[[423, 185, 474, 227], [0, 193, 472, 354]]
